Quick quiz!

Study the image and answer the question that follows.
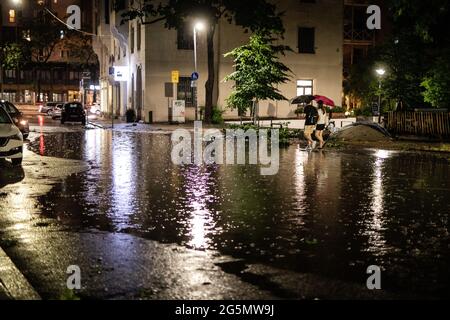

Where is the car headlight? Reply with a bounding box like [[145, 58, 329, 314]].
[[20, 120, 28, 126], [8, 133, 23, 141]]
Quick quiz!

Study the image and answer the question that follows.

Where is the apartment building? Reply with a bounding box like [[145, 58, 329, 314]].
[[94, 0, 344, 122], [343, 0, 389, 108], [0, 0, 97, 104]]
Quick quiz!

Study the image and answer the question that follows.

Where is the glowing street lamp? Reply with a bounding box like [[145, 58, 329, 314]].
[[376, 68, 386, 77], [375, 68, 386, 123], [193, 20, 205, 120]]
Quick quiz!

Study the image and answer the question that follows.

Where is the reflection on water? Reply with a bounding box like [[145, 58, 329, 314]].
[[32, 130, 450, 297]]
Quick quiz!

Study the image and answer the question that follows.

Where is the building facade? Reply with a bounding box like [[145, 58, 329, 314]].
[[343, 0, 388, 108], [0, 0, 97, 104], [94, 0, 344, 122]]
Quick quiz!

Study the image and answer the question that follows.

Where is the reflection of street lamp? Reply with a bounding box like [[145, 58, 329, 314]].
[[376, 68, 386, 123], [193, 21, 205, 120]]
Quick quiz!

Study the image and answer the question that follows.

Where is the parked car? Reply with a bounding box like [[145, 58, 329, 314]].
[[0, 100, 30, 139], [50, 104, 64, 119], [61, 102, 86, 125], [0, 106, 23, 166], [39, 102, 64, 114]]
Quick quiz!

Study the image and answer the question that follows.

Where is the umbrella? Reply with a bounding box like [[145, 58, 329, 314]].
[[314, 95, 335, 107], [290, 95, 315, 105]]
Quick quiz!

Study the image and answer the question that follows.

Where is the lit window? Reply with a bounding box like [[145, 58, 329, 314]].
[[9, 10, 16, 23], [297, 80, 314, 96]]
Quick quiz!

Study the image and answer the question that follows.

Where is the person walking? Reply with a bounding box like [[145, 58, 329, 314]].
[[315, 101, 328, 149], [303, 103, 318, 150]]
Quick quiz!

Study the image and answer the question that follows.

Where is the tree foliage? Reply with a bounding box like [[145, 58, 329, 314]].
[[386, 0, 450, 108], [22, 10, 62, 63], [224, 32, 291, 115], [0, 43, 26, 70], [421, 58, 450, 108], [346, 1, 450, 109]]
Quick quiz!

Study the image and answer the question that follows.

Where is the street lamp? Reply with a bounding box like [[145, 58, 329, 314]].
[[193, 21, 205, 74], [193, 20, 205, 120], [376, 68, 386, 124]]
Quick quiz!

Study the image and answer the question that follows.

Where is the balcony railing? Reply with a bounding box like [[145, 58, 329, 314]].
[[344, 27, 375, 42]]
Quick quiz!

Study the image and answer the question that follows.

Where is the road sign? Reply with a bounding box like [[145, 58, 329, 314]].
[[191, 72, 199, 81], [165, 82, 174, 98], [172, 71, 179, 83], [82, 72, 91, 80], [191, 81, 197, 88], [114, 67, 128, 82]]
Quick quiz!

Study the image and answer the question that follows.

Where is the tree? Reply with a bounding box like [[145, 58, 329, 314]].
[[64, 32, 99, 68], [422, 58, 450, 108], [0, 43, 27, 99], [121, 0, 284, 123], [378, 34, 429, 108], [223, 32, 291, 123], [22, 9, 62, 102], [382, 0, 450, 108], [343, 55, 378, 109]]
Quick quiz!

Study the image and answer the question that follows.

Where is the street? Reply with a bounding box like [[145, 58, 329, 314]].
[[0, 108, 449, 300]]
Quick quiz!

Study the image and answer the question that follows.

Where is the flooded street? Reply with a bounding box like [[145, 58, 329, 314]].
[[9, 129, 447, 299]]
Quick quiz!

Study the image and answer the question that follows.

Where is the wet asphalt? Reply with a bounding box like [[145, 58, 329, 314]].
[[0, 115, 449, 300]]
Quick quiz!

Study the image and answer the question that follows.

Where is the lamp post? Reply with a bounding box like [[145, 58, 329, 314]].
[[376, 68, 386, 124], [193, 21, 204, 120]]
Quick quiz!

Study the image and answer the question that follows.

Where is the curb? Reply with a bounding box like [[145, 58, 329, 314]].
[[87, 121, 105, 129], [0, 247, 41, 300]]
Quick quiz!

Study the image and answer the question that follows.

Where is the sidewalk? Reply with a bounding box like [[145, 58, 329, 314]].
[[88, 118, 221, 132], [0, 247, 41, 300]]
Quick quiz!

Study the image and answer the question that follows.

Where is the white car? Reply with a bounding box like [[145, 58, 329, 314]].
[[0, 106, 23, 166], [50, 104, 63, 119]]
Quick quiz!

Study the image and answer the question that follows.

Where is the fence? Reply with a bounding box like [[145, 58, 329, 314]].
[[386, 112, 450, 138]]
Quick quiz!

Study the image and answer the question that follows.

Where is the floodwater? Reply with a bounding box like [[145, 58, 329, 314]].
[[29, 130, 450, 298]]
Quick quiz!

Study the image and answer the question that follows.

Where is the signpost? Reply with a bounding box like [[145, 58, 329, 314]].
[[165, 82, 174, 123], [191, 72, 199, 119]]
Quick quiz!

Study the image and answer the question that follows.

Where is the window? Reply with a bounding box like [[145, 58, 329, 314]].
[[19, 70, 32, 81], [5, 70, 16, 79], [53, 69, 64, 81], [9, 10, 16, 23], [297, 80, 313, 96], [137, 23, 141, 51], [177, 77, 197, 107], [130, 26, 135, 54], [41, 70, 51, 82], [115, 0, 126, 11], [177, 24, 194, 50], [104, 0, 110, 24], [298, 27, 315, 54], [69, 71, 80, 81]]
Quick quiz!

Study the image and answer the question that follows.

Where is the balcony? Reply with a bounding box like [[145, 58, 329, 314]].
[[344, 26, 375, 44]]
